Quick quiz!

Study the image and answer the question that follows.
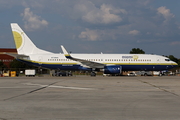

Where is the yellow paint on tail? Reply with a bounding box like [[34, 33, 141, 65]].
[[12, 31, 22, 49]]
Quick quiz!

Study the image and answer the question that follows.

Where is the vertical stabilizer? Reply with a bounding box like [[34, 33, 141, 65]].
[[11, 23, 52, 55]]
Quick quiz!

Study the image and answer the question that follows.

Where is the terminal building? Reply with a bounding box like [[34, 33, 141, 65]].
[[0, 48, 17, 68]]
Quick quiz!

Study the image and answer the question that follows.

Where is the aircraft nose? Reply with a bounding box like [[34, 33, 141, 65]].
[[173, 62, 178, 66]]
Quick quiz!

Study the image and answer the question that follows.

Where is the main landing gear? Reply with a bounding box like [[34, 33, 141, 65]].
[[91, 72, 96, 76]]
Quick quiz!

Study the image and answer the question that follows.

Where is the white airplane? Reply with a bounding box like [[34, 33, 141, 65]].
[[8, 23, 178, 76]]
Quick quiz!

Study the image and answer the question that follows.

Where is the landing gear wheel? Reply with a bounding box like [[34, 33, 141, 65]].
[[91, 72, 96, 77]]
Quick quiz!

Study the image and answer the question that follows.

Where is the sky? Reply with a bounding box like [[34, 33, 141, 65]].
[[0, 0, 180, 58]]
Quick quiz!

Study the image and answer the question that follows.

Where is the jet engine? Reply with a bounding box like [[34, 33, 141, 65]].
[[104, 65, 122, 74]]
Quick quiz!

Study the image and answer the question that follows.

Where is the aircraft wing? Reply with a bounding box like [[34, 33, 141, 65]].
[[61, 45, 105, 68], [3, 52, 29, 59]]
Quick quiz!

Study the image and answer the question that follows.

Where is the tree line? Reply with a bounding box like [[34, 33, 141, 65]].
[[0, 59, 38, 70]]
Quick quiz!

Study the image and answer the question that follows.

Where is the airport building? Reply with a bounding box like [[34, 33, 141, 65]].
[[0, 48, 17, 68]]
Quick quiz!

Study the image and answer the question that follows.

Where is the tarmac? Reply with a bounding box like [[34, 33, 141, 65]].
[[0, 75, 180, 120]]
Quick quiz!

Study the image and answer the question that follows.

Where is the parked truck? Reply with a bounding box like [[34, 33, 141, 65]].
[[136, 71, 164, 76], [25, 69, 36, 77], [136, 71, 152, 76], [153, 71, 162, 76]]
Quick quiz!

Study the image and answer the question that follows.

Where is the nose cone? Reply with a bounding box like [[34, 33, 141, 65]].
[[173, 62, 178, 67]]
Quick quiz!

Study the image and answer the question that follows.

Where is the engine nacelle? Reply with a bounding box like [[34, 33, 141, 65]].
[[104, 65, 122, 74]]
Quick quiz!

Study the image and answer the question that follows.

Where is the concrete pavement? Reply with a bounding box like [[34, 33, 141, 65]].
[[0, 76, 180, 120]]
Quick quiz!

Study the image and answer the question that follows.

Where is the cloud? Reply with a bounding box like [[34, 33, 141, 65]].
[[146, 32, 151, 35], [157, 6, 175, 24], [78, 27, 120, 41], [137, 0, 151, 6], [82, 3, 127, 24], [170, 41, 180, 46], [21, 8, 48, 31], [79, 28, 99, 41], [128, 30, 140, 35]]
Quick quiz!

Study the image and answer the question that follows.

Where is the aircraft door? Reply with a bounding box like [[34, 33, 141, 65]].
[[156, 57, 160, 65], [38, 56, 43, 65]]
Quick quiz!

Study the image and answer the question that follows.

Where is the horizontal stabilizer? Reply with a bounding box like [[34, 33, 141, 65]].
[[4, 52, 29, 58]]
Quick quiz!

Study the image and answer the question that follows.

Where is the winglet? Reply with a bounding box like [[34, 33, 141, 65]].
[[61, 45, 72, 59]]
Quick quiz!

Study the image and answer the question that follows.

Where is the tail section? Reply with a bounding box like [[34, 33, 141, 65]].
[[11, 23, 52, 55]]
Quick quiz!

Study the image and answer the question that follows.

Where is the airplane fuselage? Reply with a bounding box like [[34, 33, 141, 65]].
[[10, 23, 178, 75], [17, 53, 176, 71]]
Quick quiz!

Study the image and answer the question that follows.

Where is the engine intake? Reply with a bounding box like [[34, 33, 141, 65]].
[[104, 65, 122, 74]]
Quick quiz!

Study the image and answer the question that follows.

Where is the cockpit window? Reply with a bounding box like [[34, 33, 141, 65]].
[[165, 59, 170, 61]]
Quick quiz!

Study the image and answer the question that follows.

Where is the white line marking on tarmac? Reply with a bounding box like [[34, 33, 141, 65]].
[[0, 87, 29, 89], [22, 83, 95, 90]]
